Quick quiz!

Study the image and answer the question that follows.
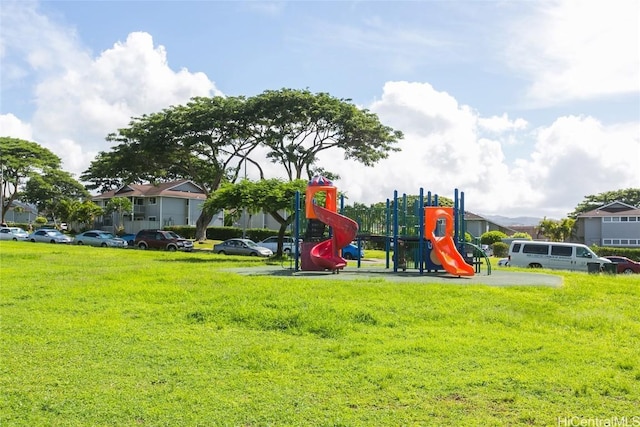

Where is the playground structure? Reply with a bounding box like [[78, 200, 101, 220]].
[[292, 177, 490, 277], [298, 176, 359, 273]]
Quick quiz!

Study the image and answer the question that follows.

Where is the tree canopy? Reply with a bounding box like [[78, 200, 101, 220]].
[[0, 137, 64, 222], [82, 96, 262, 240], [249, 89, 403, 179], [203, 179, 307, 255], [569, 188, 640, 217], [82, 89, 403, 240], [23, 169, 90, 225], [538, 217, 575, 242]]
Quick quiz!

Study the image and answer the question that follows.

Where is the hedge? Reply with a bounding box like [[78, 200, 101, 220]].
[[164, 226, 288, 242], [592, 245, 640, 261]]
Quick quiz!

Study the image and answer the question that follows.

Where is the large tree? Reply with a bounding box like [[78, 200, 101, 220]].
[[82, 96, 262, 241], [0, 137, 62, 222], [23, 169, 90, 226], [569, 188, 640, 218], [82, 90, 402, 240], [203, 179, 307, 256], [248, 88, 403, 180]]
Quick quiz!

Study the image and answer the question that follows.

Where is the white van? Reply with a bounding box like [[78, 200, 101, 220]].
[[508, 240, 611, 272]]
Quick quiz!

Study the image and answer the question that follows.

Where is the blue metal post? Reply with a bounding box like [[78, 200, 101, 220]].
[[385, 198, 391, 269], [419, 188, 424, 274], [294, 190, 300, 271], [393, 190, 399, 272], [460, 191, 466, 246], [454, 188, 459, 245]]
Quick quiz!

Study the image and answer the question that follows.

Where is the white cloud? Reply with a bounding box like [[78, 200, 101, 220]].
[[478, 114, 528, 134], [1, 0, 221, 176], [32, 31, 220, 149], [506, 0, 640, 105], [0, 114, 33, 140], [322, 82, 639, 219]]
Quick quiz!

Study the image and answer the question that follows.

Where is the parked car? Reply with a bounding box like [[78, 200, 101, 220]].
[[134, 229, 194, 252], [257, 236, 300, 254], [74, 230, 127, 248], [497, 258, 510, 267], [120, 233, 136, 247], [28, 229, 72, 244], [213, 238, 273, 257], [603, 256, 640, 274], [0, 227, 29, 241], [342, 242, 365, 260]]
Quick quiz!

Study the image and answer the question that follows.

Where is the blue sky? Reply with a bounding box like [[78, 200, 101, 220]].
[[1, 0, 639, 219]]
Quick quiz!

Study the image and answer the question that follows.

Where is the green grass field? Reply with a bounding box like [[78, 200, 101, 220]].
[[1, 241, 639, 426]]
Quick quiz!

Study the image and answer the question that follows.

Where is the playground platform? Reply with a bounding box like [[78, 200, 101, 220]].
[[226, 263, 563, 287]]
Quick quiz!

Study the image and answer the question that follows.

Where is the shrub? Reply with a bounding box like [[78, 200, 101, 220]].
[[492, 242, 509, 257], [510, 232, 532, 240], [480, 230, 508, 245]]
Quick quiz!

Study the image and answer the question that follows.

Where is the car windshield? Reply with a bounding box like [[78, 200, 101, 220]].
[[47, 230, 64, 236], [168, 231, 181, 239], [98, 233, 115, 239], [245, 240, 259, 248]]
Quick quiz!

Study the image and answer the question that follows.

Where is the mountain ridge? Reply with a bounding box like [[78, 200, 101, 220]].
[[482, 215, 542, 227]]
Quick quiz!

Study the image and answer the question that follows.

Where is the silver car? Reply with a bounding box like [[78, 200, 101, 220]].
[[213, 238, 273, 257], [0, 227, 30, 241], [74, 230, 127, 248], [28, 229, 72, 244]]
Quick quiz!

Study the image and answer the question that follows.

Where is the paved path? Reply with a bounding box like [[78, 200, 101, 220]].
[[227, 264, 563, 287]]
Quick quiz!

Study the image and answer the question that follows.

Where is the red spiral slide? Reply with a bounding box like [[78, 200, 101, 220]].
[[309, 204, 359, 271]]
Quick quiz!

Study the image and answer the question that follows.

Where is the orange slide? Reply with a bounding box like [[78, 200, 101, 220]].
[[424, 207, 474, 277], [310, 204, 359, 271]]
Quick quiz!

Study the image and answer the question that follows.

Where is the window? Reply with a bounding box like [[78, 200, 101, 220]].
[[576, 247, 591, 258], [629, 217, 637, 222], [603, 217, 612, 222], [523, 244, 549, 255], [551, 246, 572, 256], [148, 216, 156, 222], [149, 197, 157, 205], [511, 243, 521, 253]]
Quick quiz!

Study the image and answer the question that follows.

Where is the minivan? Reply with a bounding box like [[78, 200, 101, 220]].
[[508, 240, 611, 272]]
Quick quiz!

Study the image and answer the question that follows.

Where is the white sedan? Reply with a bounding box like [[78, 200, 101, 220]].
[[74, 230, 127, 248], [28, 229, 72, 244], [0, 227, 30, 241]]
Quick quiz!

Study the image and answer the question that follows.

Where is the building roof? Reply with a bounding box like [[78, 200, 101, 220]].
[[577, 201, 640, 218], [93, 180, 207, 201], [7, 200, 38, 214]]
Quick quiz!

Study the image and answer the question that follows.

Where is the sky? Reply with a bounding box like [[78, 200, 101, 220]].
[[1, 0, 639, 220]]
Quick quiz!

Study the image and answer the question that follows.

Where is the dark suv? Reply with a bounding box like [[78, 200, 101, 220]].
[[134, 229, 194, 252]]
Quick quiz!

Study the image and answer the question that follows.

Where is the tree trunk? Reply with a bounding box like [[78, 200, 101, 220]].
[[269, 210, 295, 257], [195, 209, 215, 241]]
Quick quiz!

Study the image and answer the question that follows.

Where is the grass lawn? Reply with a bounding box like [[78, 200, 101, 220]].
[[1, 241, 639, 426]]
